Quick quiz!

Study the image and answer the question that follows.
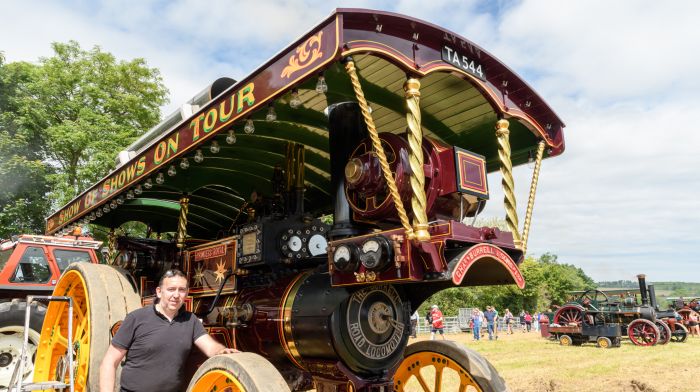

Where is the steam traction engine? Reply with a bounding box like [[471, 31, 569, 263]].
[[34, 9, 566, 392], [553, 274, 688, 346]]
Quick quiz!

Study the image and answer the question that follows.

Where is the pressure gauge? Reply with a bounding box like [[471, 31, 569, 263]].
[[362, 239, 380, 253], [332, 244, 358, 273], [287, 235, 302, 252], [359, 236, 392, 271], [308, 233, 328, 256]]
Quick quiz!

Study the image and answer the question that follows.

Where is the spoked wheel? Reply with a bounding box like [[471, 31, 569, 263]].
[[33, 263, 141, 391], [627, 319, 660, 346], [553, 305, 584, 326], [186, 353, 290, 392], [654, 320, 671, 345], [393, 340, 508, 392], [670, 324, 688, 343], [0, 300, 45, 389]]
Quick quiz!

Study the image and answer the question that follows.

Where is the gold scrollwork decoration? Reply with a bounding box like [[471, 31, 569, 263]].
[[281, 31, 324, 79]]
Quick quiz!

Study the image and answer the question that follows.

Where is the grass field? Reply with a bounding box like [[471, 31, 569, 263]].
[[410, 329, 700, 391]]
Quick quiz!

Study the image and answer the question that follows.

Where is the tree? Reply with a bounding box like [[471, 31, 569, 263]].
[[0, 54, 51, 236], [18, 41, 169, 206]]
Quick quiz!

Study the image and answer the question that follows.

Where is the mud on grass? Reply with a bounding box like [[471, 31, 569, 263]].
[[411, 331, 699, 391]]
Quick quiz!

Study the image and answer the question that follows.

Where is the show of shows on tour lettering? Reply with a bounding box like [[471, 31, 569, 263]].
[[51, 82, 257, 229]]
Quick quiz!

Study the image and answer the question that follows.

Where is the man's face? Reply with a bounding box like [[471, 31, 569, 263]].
[[156, 275, 188, 313]]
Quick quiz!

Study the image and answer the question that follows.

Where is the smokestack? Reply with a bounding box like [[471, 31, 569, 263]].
[[327, 102, 368, 239], [637, 274, 649, 306], [647, 284, 658, 310]]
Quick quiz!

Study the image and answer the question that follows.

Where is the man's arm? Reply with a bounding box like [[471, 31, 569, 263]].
[[99, 344, 127, 392], [194, 334, 238, 357]]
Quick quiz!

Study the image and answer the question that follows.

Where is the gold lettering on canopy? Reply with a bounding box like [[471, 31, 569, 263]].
[[281, 31, 324, 79]]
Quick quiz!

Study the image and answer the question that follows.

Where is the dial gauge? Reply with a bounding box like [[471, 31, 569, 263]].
[[287, 235, 302, 252], [334, 245, 351, 263], [362, 239, 380, 253], [308, 234, 328, 256]]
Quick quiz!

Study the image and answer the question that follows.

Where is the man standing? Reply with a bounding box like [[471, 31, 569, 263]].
[[99, 269, 236, 392], [484, 306, 497, 340], [429, 305, 445, 340]]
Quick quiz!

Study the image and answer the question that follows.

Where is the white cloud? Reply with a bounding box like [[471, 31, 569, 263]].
[[2, 0, 698, 281]]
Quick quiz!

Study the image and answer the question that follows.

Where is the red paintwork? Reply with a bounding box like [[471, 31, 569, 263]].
[[0, 235, 100, 300]]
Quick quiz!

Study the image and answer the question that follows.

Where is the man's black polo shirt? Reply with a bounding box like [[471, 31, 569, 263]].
[[111, 305, 207, 392]]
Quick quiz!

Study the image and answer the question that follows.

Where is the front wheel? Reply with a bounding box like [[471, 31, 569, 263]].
[[186, 353, 290, 392], [627, 319, 659, 346], [393, 340, 508, 392], [33, 263, 141, 392]]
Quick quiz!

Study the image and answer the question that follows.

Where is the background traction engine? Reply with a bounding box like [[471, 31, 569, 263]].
[[553, 274, 687, 346]]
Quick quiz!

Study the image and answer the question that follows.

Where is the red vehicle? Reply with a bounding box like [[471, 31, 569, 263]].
[[0, 234, 101, 388]]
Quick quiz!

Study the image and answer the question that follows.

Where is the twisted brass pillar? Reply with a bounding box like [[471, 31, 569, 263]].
[[495, 119, 522, 248], [404, 78, 430, 241], [521, 141, 546, 254], [176, 194, 190, 249], [344, 58, 414, 239], [107, 228, 117, 264]]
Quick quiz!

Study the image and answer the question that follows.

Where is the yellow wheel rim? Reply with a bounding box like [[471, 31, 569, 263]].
[[33, 270, 91, 389], [394, 351, 482, 392], [598, 338, 609, 348], [190, 369, 246, 392]]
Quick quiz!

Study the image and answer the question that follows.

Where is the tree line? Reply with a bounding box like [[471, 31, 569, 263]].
[[0, 42, 168, 238]]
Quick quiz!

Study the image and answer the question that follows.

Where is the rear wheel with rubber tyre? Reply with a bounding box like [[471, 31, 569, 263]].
[[393, 340, 508, 392], [596, 336, 612, 348], [33, 263, 141, 392], [0, 300, 46, 389], [186, 353, 291, 392], [559, 334, 573, 346]]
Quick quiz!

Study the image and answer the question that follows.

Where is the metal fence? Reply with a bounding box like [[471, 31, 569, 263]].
[[414, 316, 539, 335]]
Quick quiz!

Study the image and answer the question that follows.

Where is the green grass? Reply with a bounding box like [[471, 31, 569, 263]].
[[411, 330, 700, 391]]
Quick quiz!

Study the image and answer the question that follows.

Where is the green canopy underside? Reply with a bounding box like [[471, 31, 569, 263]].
[[92, 54, 542, 238]]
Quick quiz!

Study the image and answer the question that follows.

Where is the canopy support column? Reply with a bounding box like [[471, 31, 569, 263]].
[[404, 78, 430, 241], [176, 194, 189, 250], [495, 119, 522, 248], [344, 57, 414, 240], [521, 141, 546, 254], [107, 229, 116, 263]]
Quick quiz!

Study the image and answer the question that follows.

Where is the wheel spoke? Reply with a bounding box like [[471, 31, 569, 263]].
[[434, 365, 444, 392]]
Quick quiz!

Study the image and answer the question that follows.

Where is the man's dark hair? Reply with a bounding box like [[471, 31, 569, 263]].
[[158, 269, 187, 287]]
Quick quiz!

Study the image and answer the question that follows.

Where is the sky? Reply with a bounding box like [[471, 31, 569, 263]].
[[1, 0, 699, 282]]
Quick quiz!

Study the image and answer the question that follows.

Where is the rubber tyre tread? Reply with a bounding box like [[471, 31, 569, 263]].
[[655, 320, 671, 345], [186, 352, 291, 392], [36, 263, 140, 392], [400, 340, 508, 392], [0, 299, 46, 332]]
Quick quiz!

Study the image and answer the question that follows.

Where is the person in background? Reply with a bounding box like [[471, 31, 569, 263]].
[[504, 309, 514, 334], [471, 308, 482, 341], [410, 310, 419, 338], [519, 310, 526, 332], [484, 306, 497, 340], [688, 311, 700, 337], [492, 306, 500, 339], [430, 305, 445, 340], [524, 311, 533, 332]]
